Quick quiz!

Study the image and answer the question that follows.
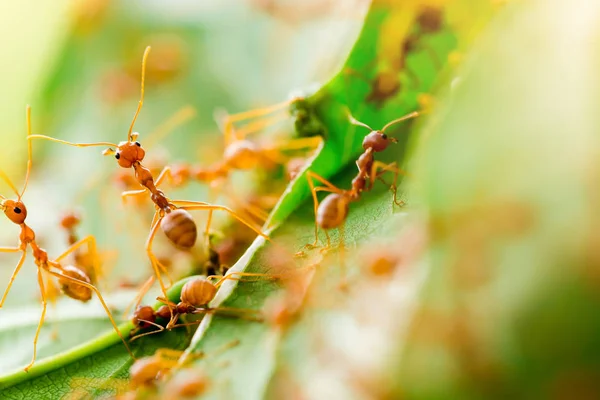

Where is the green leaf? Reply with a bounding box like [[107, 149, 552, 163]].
[[0, 277, 193, 396], [395, 0, 600, 398], [268, 0, 460, 225]]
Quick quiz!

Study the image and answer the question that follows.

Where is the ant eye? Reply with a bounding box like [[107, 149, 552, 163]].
[[14, 207, 21, 214], [135, 142, 141, 147], [115, 153, 121, 160], [381, 134, 388, 140]]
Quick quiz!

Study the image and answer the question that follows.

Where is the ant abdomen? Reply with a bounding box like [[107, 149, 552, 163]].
[[160, 209, 197, 249], [317, 194, 350, 230], [130, 356, 162, 388], [59, 265, 92, 302], [180, 277, 217, 307]]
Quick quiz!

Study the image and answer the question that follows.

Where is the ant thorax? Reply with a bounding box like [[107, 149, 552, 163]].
[[356, 149, 374, 173], [223, 139, 262, 170]]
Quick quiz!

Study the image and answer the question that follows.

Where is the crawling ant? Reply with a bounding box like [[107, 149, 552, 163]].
[[130, 273, 277, 340], [30, 46, 270, 306], [397, 5, 444, 75], [0, 106, 132, 370], [345, 5, 445, 108], [129, 348, 190, 389], [166, 100, 322, 229], [129, 340, 238, 393], [305, 111, 419, 250]]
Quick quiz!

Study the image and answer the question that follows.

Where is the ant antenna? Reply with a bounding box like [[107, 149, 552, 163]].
[[128, 46, 151, 142], [0, 169, 21, 199], [20, 105, 33, 200], [347, 109, 374, 132], [381, 111, 419, 133]]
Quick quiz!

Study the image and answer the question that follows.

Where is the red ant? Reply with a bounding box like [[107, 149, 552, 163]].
[[305, 111, 419, 251], [29, 46, 270, 307], [345, 5, 445, 108], [129, 273, 275, 341], [0, 106, 132, 370], [165, 100, 322, 231]]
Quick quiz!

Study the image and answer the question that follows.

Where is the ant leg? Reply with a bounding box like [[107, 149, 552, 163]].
[[209, 272, 280, 290], [269, 136, 323, 152], [143, 105, 196, 149], [261, 136, 324, 165], [233, 113, 289, 141], [122, 276, 155, 321], [43, 273, 60, 340], [338, 223, 347, 289], [201, 307, 263, 322], [121, 189, 147, 204], [45, 263, 135, 359], [370, 161, 408, 206], [130, 319, 166, 342], [0, 248, 27, 307], [222, 186, 269, 225], [146, 213, 172, 298], [319, 230, 332, 254], [203, 187, 220, 257], [305, 171, 345, 248], [224, 99, 293, 124], [169, 201, 270, 241], [154, 166, 174, 188], [155, 348, 186, 361], [55, 235, 102, 284], [216, 99, 294, 145], [24, 267, 47, 371]]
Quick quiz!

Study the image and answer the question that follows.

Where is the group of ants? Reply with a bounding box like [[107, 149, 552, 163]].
[[0, 46, 420, 395]]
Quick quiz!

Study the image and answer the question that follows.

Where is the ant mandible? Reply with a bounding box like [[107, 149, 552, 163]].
[[0, 106, 132, 370], [29, 46, 270, 304]]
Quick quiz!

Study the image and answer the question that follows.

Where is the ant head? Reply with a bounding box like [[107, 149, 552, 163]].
[[1, 199, 27, 224], [103, 136, 146, 168], [60, 211, 81, 230], [362, 130, 397, 152]]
